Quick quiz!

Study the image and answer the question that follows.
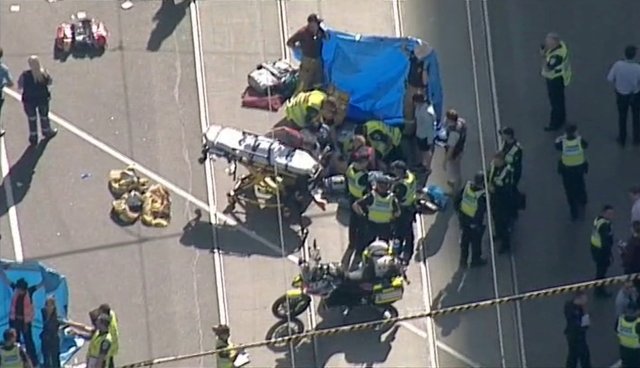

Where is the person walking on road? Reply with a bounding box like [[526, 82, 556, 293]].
[[607, 45, 640, 146], [499, 127, 523, 189], [630, 186, 640, 224], [455, 172, 488, 268], [17, 56, 57, 145], [413, 93, 436, 175], [287, 14, 326, 95], [443, 109, 467, 192], [590, 205, 615, 298], [555, 124, 588, 221], [564, 291, 592, 368], [0, 47, 15, 137], [541, 33, 572, 132], [616, 305, 640, 368]]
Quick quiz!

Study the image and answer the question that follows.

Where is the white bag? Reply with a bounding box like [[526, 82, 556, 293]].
[[248, 60, 297, 94], [233, 351, 251, 367]]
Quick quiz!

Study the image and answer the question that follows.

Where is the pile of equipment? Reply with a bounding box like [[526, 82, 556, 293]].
[[108, 166, 172, 227], [54, 11, 108, 59], [241, 59, 298, 112], [199, 125, 324, 219]]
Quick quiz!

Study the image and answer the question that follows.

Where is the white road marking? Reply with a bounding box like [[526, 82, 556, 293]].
[[0, 134, 23, 261], [479, 0, 528, 365], [391, 1, 439, 366], [1, 87, 300, 265], [465, 1, 507, 367]]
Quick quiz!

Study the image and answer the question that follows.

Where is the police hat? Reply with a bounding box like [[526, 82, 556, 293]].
[[375, 174, 394, 185]]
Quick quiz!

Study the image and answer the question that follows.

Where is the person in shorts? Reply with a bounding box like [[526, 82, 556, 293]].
[[413, 93, 436, 174]]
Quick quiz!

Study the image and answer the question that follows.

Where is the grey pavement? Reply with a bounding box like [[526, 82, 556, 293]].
[[0, 1, 217, 367]]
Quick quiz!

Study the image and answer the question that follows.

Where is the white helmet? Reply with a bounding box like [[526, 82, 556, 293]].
[[374, 255, 396, 277], [366, 240, 391, 259]]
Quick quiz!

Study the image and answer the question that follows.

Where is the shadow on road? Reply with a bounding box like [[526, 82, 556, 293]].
[[0, 141, 49, 218], [146, 0, 193, 52], [431, 269, 467, 337], [272, 308, 399, 368], [416, 206, 454, 262], [180, 209, 302, 257]]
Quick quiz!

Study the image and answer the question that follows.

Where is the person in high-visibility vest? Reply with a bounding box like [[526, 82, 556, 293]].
[[617, 306, 640, 368], [454, 172, 488, 268], [0, 328, 32, 368], [352, 174, 400, 257], [499, 127, 525, 218], [346, 151, 372, 256], [590, 205, 615, 298], [390, 160, 417, 265], [276, 90, 337, 131], [212, 325, 239, 368], [555, 124, 589, 221], [359, 120, 403, 167], [83, 314, 114, 368], [487, 152, 516, 254], [541, 32, 572, 132]]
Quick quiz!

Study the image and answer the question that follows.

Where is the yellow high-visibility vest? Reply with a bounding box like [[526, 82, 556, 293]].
[[560, 137, 585, 167], [590, 217, 610, 248], [216, 339, 238, 368], [617, 316, 640, 349], [0, 344, 22, 368], [460, 182, 484, 218], [397, 171, 417, 207], [364, 120, 402, 157], [88, 331, 114, 360], [285, 90, 327, 128], [368, 192, 395, 224], [541, 41, 572, 86], [346, 164, 367, 199]]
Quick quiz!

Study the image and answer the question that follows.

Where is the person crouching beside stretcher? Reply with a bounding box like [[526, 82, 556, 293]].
[[265, 127, 320, 154], [357, 120, 403, 171], [275, 90, 338, 131]]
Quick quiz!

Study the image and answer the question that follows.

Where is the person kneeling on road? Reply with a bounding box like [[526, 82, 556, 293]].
[[390, 160, 418, 265], [454, 172, 488, 268], [276, 90, 338, 131], [357, 120, 403, 169], [352, 174, 401, 258]]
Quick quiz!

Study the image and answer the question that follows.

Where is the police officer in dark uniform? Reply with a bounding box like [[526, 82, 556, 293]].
[[390, 160, 417, 265], [590, 205, 615, 298], [352, 175, 401, 257], [499, 127, 524, 216], [487, 152, 515, 254], [455, 172, 488, 268], [345, 152, 371, 253], [555, 124, 588, 221], [564, 291, 592, 368]]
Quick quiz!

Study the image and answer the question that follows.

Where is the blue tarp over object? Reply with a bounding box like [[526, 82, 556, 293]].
[[293, 28, 444, 125], [0, 259, 85, 366]]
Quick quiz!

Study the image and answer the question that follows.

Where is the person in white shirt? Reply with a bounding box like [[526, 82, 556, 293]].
[[630, 185, 640, 224], [413, 93, 436, 174], [607, 45, 640, 146]]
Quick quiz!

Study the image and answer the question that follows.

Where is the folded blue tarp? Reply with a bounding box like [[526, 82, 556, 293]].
[[0, 259, 85, 366], [294, 28, 444, 126]]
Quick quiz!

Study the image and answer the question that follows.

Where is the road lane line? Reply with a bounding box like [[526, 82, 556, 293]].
[[436, 341, 482, 368], [1, 87, 300, 265], [391, 1, 439, 366], [465, 1, 506, 367], [0, 136, 23, 261], [480, 1, 527, 366], [190, 0, 229, 333]]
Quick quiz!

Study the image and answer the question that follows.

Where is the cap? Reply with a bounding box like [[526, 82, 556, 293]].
[[500, 127, 514, 137], [307, 13, 323, 24]]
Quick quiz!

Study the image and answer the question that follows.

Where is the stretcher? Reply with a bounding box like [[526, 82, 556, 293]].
[[198, 125, 325, 219]]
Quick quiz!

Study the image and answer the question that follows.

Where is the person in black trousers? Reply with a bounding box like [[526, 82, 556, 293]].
[[607, 45, 640, 146], [541, 33, 571, 132], [17, 55, 57, 145], [41, 296, 61, 368], [564, 291, 592, 368]]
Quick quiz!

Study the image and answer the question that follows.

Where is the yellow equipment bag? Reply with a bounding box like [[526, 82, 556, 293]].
[[141, 184, 172, 228], [108, 166, 150, 197], [373, 276, 404, 305]]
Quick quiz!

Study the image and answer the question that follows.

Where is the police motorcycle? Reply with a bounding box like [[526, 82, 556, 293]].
[[272, 237, 406, 322], [198, 124, 328, 221]]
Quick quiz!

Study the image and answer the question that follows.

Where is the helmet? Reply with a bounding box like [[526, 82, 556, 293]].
[[375, 174, 394, 186], [365, 240, 391, 259], [374, 256, 397, 277]]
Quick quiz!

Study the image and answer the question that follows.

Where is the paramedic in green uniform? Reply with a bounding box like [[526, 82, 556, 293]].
[[0, 329, 31, 368]]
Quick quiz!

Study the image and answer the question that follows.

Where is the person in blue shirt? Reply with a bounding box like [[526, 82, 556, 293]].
[[0, 47, 15, 137]]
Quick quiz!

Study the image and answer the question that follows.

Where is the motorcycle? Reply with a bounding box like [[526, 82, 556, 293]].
[[271, 238, 405, 321]]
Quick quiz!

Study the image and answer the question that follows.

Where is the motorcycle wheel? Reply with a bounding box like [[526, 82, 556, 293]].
[[383, 305, 399, 320], [265, 319, 306, 352], [272, 294, 311, 319]]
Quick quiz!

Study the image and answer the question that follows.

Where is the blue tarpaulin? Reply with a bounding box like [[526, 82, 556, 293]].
[[294, 28, 444, 125], [0, 259, 85, 366]]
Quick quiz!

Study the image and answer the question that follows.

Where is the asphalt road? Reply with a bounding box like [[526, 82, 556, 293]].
[[0, 1, 218, 367], [1, 0, 638, 367]]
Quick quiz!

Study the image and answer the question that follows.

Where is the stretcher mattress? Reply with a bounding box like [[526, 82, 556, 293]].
[[204, 125, 321, 178]]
